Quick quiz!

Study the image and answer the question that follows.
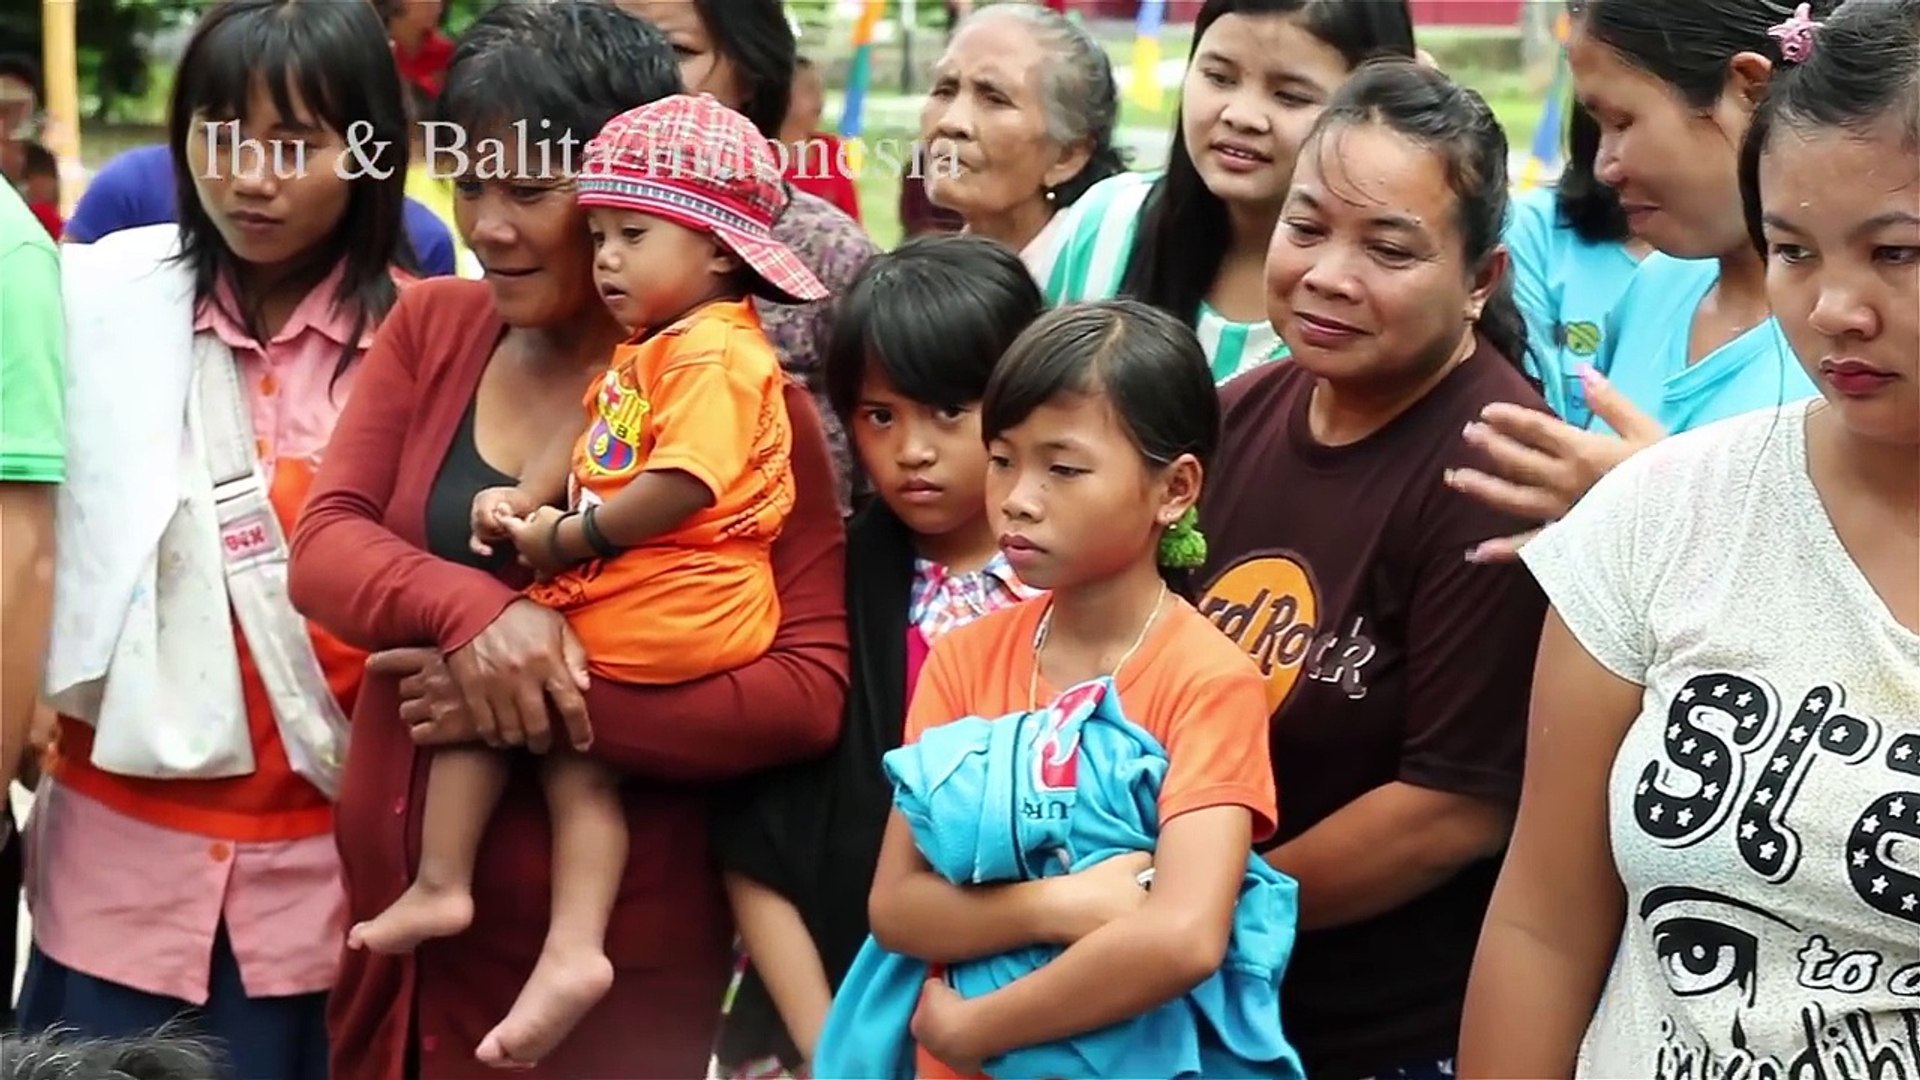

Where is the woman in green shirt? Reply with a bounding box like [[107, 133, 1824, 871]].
[[1044, 0, 1414, 383]]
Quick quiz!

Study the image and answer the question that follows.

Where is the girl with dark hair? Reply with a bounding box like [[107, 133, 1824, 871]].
[[1046, 0, 1416, 383], [918, 3, 1128, 275], [1188, 60, 1549, 1079], [1463, 2, 1920, 1072], [711, 235, 1047, 1078], [1503, 99, 1647, 425], [287, 2, 850, 1075], [19, 1, 413, 1076], [617, 0, 877, 512], [1447, 0, 1831, 563], [1554, 0, 1820, 431], [856, 300, 1292, 1080]]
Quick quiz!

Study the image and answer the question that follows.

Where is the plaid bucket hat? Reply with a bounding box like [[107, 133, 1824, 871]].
[[576, 93, 829, 305]]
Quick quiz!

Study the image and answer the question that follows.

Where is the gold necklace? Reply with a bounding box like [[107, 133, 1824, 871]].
[[1027, 583, 1169, 709]]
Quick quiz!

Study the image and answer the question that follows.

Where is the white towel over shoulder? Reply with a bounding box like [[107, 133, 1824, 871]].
[[43, 224, 256, 779]]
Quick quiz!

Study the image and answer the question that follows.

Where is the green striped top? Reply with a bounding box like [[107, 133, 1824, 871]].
[[1039, 171, 1288, 384]]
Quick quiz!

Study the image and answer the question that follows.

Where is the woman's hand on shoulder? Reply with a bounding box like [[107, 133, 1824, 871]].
[[443, 599, 593, 753], [1445, 368, 1665, 563]]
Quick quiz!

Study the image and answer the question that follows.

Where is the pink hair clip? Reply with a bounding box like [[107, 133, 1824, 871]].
[[1769, 2, 1823, 63]]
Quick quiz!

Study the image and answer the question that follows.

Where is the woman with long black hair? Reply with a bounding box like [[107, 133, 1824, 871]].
[[1045, 0, 1415, 383], [19, 2, 414, 1075]]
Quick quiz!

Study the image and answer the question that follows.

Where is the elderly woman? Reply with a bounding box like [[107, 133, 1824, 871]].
[[286, 4, 848, 1076], [918, 2, 1128, 276], [618, 0, 875, 511]]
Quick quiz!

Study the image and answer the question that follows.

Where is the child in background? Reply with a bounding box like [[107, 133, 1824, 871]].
[[401, 83, 477, 277], [344, 93, 827, 1070], [860, 300, 1283, 1077], [779, 57, 862, 224], [712, 234, 1046, 1077], [20, 141, 59, 238]]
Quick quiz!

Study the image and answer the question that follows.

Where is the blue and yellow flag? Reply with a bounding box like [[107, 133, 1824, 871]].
[[1128, 0, 1167, 111], [838, 0, 887, 138]]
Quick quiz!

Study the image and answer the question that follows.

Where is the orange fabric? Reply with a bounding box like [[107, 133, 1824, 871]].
[[527, 299, 793, 684], [901, 597, 1279, 1078], [52, 455, 360, 842]]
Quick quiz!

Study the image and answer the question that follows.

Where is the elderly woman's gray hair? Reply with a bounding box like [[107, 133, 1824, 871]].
[[1, 1027, 222, 1080], [964, 1, 1129, 206]]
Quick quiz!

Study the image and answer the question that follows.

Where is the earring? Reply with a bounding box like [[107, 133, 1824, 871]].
[[1044, 187, 1057, 204]]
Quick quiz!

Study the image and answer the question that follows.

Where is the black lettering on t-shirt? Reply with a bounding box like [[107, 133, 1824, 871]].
[[1735, 685, 1876, 884], [1635, 674, 1780, 849]]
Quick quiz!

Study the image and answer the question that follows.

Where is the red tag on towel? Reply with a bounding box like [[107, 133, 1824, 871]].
[[221, 511, 275, 563]]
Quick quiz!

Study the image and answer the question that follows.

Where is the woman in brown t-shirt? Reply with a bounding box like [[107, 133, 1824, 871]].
[[1191, 62, 1548, 1078]]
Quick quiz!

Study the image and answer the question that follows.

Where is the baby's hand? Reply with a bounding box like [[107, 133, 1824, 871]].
[[469, 486, 538, 556], [502, 505, 571, 578]]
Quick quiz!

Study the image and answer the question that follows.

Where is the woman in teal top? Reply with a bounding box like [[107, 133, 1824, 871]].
[[1562, 0, 1821, 432], [1042, 0, 1415, 384], [1447, 0, 1831, 563], [1503, 102, 1645, 426]]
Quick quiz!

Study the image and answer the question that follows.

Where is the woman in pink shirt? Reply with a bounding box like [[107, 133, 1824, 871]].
[[17, 2, 415, 1077]]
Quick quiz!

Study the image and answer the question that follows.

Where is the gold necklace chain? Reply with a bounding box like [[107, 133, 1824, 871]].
[[1027, 583, 1169, 710]]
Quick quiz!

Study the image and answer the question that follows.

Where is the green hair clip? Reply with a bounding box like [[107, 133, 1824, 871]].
[[1158, 507, 1207, 570]]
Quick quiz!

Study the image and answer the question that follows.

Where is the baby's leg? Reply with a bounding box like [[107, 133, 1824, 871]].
[[347, 746, 506, 954], [475, 750, 622, 1068]]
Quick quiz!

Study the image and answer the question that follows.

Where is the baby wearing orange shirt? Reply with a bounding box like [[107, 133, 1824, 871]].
[[343, 94, 828, 1070]]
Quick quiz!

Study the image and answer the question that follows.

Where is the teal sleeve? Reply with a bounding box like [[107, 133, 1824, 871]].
[[0, 236, 67, 483], [1501, 192, 1559, 390]]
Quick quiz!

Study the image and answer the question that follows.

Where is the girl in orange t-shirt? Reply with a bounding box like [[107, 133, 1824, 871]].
[[863, 299, 1280, 1077]]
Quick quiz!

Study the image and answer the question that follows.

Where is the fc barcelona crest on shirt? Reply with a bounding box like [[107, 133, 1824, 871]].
[[586, 370, 649, 478]]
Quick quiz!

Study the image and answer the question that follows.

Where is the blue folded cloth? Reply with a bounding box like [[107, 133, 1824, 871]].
[[814, 678, 1304, 1079]]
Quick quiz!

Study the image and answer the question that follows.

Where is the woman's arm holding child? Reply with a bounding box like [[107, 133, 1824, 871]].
[[469, 424, 578, 556]]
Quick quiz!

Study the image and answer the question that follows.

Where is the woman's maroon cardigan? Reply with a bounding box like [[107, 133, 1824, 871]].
[[289, 278, 849, 1079]]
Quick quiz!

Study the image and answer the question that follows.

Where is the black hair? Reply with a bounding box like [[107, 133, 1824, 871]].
[[982, 300, 1220, 599], [824, 234, 1045, 423], [1555, 100, 1631, 243], [1118, 0, 1416, 327], [0, 54, 40, 96], [692, 0, 796, 138], [404, 81, 437, 129], [1305, 59, 1531, 371], [440, 1, 682, 154], [168, 0, 413, 385], [1, 1025, 222, 1080], [22, 140, 55, 178], [1740, 0, 1920, 255], [1571, 0, 1841, 109]]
